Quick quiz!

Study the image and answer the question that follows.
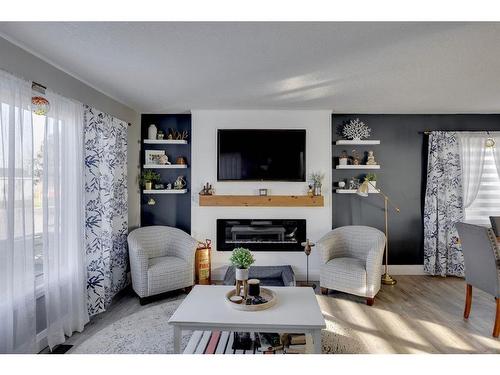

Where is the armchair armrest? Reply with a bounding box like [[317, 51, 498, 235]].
[[364, 236, 386, 296], [317, 231, 344, 264], [127, 237, 149, 298]]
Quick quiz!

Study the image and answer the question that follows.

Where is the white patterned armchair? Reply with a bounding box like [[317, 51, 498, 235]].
[[317, 226, 386, 305], [128, 226, 197, 304]]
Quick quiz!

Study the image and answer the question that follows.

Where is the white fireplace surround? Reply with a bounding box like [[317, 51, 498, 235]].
[[190, 110, 332, 281]]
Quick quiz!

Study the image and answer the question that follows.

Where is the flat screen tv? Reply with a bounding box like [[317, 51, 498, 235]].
[[217, 129, 306, 181]]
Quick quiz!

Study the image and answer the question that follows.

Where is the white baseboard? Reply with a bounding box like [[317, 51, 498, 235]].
[[384, 264, 425, 275]]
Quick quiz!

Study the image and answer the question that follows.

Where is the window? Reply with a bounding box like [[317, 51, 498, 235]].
[[464, 146, 500, 225]]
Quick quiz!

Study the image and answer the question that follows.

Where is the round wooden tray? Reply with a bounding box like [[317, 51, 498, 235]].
[[225, 287, 277, 311]]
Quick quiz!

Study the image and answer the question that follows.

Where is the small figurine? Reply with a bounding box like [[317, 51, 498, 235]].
[[338, 181, 346, 189], [308, 184, 314, 197], [339, 150, 349, 166], [174, 176, 187, 190], [352, 149, 361, 165], [366, 150, 377, 165], [158, 154, 171, 165], [199, 182, 214, 195], [176, 156, 186, 165], [157, 130, 164, 140]]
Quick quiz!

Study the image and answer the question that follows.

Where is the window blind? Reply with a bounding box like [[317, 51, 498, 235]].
[[464, 147, 500, 225]]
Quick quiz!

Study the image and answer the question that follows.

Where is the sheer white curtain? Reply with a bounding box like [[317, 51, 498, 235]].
[[458, 133, 487, 208], [43, 91, 89, 349], [491, 133, 500, 178], [0, 71, 36, 353]]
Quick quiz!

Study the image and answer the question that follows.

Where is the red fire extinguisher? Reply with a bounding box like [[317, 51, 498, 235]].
[[195, 239, 212, 285]]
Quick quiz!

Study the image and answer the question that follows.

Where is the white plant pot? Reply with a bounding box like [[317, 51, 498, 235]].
[[368, 181, 377, 192], [339, 158, 348, 166], [145, 181, 153, 190], [235, 267, 249, 281]]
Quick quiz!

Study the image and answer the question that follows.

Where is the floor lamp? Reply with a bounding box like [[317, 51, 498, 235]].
[[356, 179, 400, 286]]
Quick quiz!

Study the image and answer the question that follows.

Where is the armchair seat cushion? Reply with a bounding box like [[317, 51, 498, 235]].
[[147, 256, 191, 296], [321, 257, 368, 297]]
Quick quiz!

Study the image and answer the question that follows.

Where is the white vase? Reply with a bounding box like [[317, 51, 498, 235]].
[[339, 158, 348, 166], [368, 181, 377, 192], [148, 124, 158, 140], [235, 267, 249, 281]]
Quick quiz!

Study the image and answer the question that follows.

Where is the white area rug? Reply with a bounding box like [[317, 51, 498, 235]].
[[71, 295, 366, 354]]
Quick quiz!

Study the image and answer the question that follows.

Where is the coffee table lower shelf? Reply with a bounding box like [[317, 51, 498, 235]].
[[183, 330, 313, 354]]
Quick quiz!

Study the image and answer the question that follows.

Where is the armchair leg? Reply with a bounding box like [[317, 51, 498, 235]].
[[320, 287, 329, 295], [464, 284, 472, 319], [366, 297, 375, 306], [493, 298, 500, 338]]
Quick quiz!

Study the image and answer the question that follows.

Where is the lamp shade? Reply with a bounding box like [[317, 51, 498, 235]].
[[356, 180, 369, 197]]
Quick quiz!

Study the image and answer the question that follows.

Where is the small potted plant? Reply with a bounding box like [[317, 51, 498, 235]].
[[309, 172, 325, 196], [229, 247, 255, 281], [365, 173, 377, 192], [140, 170, 160, 190]]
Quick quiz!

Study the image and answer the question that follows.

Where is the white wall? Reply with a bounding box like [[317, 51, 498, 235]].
[[0, 36, 141, 229], [191, 110, 332, 281]]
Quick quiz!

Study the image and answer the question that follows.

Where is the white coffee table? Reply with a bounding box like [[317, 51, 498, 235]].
[[168, 285, 326, 354]]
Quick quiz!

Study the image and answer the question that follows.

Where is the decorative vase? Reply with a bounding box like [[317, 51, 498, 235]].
[[339, 157, 348, 166], [148, 124, 158, 140], [235, 267, 249, 281], [145, 181, 153, 190], [314, 186, 322, 196]]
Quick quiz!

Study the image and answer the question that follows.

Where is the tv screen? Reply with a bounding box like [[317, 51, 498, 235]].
[[217, 129, 306, 181]]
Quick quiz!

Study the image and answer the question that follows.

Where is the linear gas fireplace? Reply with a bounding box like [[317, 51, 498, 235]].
[[217, 219, 306, 252]]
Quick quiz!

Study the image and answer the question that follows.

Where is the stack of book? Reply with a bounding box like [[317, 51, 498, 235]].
[[283, 334, 307, 354], [257, 333, 283, 354]]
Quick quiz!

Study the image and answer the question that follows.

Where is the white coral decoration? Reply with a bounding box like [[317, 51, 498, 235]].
[[342, 118, 371, 140]]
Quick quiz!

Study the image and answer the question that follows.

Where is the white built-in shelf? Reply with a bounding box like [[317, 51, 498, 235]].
[[334, 140, 381, 145], [143, 164, 188, 169], [143, 189, 188, 194], [336, 165, 380, 170], [143, 139, 188, 144], [335, 189, 379, 194]]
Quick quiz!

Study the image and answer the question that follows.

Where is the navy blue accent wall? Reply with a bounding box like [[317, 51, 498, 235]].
[[140, 114, 191, 233], [332, 114, 500, 265]]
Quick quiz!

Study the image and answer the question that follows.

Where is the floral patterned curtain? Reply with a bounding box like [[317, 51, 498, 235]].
[[423, 131, 464, 277], [84, 105, 129, 315]]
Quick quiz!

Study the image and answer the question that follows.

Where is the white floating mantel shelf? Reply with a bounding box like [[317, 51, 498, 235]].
[[143, 139, 188, 144], [335, 165, 380, 170], [334, 140, 380, 145], [335, 189, 380, 194], [143, 189, 188, 194], [143, 164, 188, 169]]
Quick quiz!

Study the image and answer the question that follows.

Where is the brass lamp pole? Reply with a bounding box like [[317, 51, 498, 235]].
[[357, 179, 400, 285]]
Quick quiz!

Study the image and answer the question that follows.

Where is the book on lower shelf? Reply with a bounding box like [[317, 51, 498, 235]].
[[257, 332, 283, 352]]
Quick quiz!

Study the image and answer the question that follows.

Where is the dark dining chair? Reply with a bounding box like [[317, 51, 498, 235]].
[[456, 222, 500, 337], [490, 216, 500, 237]]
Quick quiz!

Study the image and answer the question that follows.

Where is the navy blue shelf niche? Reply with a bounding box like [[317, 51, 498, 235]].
[[140, 114, 191, 233]]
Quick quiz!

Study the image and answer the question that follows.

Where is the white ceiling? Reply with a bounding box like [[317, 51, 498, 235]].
[[1, 22, 500, 113]]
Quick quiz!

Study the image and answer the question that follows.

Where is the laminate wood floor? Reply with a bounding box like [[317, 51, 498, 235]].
[[54, 276, 500, 354]]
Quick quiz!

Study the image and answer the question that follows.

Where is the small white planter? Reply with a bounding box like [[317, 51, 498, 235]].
[[368, 181, 377, 193], [235, 267, 249, 281]]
